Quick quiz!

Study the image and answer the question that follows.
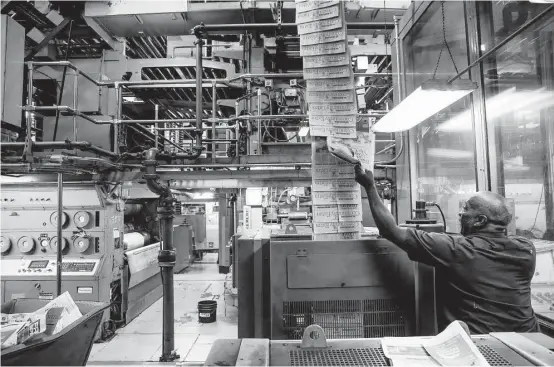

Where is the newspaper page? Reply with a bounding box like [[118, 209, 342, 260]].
[[1, 292, 82, 349], [423, 321, 490, 366], [382, 321, 490, 367], [382, 337, 439, 366]]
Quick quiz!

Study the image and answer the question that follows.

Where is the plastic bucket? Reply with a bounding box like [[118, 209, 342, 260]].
[[198, 300, 217, 323]]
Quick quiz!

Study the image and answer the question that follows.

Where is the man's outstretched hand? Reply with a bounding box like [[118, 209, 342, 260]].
[[354, 163, 374, 189]]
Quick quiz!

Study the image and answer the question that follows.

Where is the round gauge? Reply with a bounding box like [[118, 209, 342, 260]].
[[73, 237, 91, 253], [74, 211, 90, 228], [17, 236, 35, 254], [1, 236, 12, 254], [49, 236, 68, 252], [50, 212, 69, 227]]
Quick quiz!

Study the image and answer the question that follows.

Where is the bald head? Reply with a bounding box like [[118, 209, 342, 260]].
[[459, 191, 512, 235]]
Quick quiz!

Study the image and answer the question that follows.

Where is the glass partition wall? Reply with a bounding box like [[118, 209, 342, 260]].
[[396, 1, 554, 239], [479, 2, 554, 241], [402, 1, 478, 232]]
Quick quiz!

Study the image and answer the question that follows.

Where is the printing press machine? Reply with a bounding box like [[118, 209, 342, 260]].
[[237, 231, 415, 340], [204, 325, 554, 366], [0, 183, 192, 337]]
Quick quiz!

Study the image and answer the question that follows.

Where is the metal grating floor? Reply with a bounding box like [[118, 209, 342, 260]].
[[290, 348, 388, 367], [286, 345, 513, 367]]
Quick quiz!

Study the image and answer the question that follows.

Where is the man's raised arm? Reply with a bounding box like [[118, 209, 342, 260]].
[[355, 164, 408, 248]]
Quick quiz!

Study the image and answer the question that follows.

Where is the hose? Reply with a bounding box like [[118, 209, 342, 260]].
[[427, 202, 447, 232]]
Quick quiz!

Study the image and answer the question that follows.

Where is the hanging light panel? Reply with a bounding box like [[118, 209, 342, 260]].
[[372, 80, 477, 133]]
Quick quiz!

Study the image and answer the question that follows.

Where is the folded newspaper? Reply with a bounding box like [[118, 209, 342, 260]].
[[1, 292, 82, 349], [382, 321, 490, 366]]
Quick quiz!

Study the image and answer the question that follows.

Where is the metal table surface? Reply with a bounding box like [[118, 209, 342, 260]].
[[204, 333, 554, 367]]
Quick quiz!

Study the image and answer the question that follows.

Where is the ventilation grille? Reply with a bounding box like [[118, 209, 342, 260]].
[[477, 345, 512, 366], [283, 299, 406, 340], [290, 348, 388, 367], [288, 345, 512, 367]]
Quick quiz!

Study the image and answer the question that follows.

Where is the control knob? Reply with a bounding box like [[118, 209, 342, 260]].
[[17, 236, 35, 254], [73, 237, 91, 253], [50, 237, 68, 252], [1, 235, 12, 254], [74, 211, 91, 228], [50, 212, 69, 228]]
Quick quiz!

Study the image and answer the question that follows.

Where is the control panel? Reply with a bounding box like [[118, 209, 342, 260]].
[[0, 232, 102, 256], [1, 258, 100, 277]]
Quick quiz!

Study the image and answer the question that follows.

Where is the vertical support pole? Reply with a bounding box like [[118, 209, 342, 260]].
[[56, 172, 63, 296], [73, 70, 79, 141], [540, 31, 554, 240], [257, 88, 262, 155], [212, 81, 217, 163], [465, 1, 491, 192], [120, 264, 129, 322], [159, 201, 177, 361], [196, 39, 204, 154], [115, 84, 123, 154], [235, 101, 240, 156], [25, 63, 34, 161], [155, 104, 159, 150]]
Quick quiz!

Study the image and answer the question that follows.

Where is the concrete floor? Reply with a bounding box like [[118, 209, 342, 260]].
[[87, 254, 237, 365]]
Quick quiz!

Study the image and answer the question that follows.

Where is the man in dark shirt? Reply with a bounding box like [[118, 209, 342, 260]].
[[355, 164, 539, 334]]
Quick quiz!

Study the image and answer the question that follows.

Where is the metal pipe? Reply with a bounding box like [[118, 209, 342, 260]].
[[1, 141, 118, 159], [25, 63, 34, 160], [120, 264, 129, 322], [234, 101, 240, 156], [203, 139, 237, 142], [116, 118, 200, 125], [375, 16, 404, 166], [172, 43, 234, 58], [257, 88, 262, 155], [31, 61, 112, 87], [229, 73, 303, 82], [354, 72, 393, 77], [192, 22, 393, 34], [155, 104, 159, 149], [157, 126, 234, 131], [56, 172, 63, 296], [73, 70, 79, 140], [195, 39, 204, 155], [29, 106, 112, 125], [133, 123, 190, 153], [212, 82, 217, 163], [143, 149, 178, 362], [448, 3, 554, 83], [116, 85, 123, 153], [158, 162, 311, 169]]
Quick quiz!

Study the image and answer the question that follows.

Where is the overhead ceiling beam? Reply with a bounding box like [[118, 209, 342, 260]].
[[83, 16, 121, 50], [25, 18, 71, 61]]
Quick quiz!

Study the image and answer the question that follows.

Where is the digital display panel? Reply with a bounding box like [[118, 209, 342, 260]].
[[29, 260, 49, 269]]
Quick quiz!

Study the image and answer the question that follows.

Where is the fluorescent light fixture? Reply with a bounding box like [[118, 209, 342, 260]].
[[427, 148, 473, 159], [372, 80, 477, 133], [299, 127, 309, 137], [190, 192, 214, 200], [439, 87, 554, 132]]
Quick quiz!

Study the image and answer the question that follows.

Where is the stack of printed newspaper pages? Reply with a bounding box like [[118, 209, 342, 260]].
[[1, 292, 83, 349], [296, 0, 375, 240]]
